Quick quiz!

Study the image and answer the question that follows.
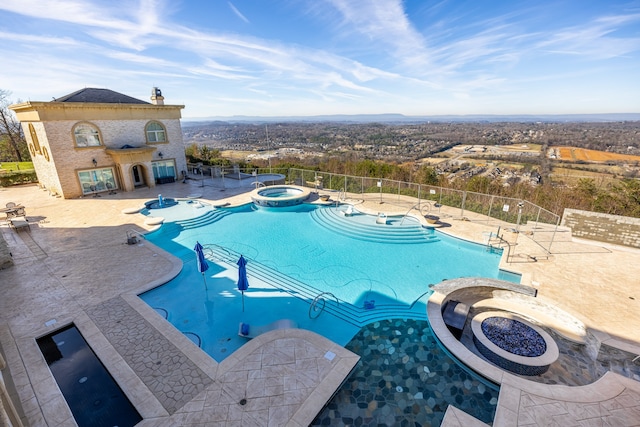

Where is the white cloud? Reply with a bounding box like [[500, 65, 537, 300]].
[[0, 0, 638, 116]]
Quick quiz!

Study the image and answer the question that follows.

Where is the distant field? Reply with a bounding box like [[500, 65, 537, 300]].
[[498, 143, 542, 153], [550, 167, 620, 185], [556, 147, 640, 163]]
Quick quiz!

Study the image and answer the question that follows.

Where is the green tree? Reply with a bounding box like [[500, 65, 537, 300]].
[[416, 165, 440, 186], [0, 90, 28, 162], [185, 143, 198, 161]]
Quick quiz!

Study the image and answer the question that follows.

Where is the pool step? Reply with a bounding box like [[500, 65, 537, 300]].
[[205, 245, 429, 328], [310, 207, 439, 244], [161, 209, 231, 235]]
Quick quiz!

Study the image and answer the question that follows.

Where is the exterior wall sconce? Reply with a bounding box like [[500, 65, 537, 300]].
[[158, 152, 164, 159], [92, 158, 97, 167]]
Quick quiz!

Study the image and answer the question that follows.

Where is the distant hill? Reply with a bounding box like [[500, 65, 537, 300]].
[[183, 113, 640, 125]]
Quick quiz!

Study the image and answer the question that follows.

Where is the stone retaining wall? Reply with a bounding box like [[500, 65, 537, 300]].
[[561, 208, 640, 248]]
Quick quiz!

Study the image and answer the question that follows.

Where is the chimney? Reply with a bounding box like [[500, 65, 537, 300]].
[[151, 87, 164, 105]]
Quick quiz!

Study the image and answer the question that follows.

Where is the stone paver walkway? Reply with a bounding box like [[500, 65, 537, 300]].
[[86, 296, 214, 414]]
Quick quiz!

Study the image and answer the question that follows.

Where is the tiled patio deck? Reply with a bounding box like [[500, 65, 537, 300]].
[[1, 177, 639, 426]]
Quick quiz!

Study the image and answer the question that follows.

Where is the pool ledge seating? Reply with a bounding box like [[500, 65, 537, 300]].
[[238, 319, 298, 339]]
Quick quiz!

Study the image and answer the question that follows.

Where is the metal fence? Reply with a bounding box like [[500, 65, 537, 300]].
[[288, 168, 560, 253]]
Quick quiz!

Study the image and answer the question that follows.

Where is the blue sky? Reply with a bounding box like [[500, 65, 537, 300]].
[[1, 0, 639, 118]]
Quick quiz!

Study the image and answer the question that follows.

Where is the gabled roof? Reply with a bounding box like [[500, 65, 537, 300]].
[[53, 88, 150, 104]]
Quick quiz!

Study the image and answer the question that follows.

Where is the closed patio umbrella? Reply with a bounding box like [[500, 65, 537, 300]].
[[237, 255, 249, 312], [194, 241, 209, 290]]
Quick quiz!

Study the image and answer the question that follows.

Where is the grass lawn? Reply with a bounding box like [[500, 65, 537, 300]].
[[0, 162, 34, 172]]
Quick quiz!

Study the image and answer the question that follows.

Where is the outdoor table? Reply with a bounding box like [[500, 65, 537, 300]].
[[1, 205, 26, 218]]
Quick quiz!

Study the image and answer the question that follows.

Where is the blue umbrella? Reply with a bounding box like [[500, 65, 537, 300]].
[[194, 241, 209, 290], [237, 255, 249, 312]]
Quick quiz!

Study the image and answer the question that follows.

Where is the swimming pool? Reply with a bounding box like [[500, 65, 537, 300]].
[[140, 202, 518, 361], [139, 201, 509, 424]]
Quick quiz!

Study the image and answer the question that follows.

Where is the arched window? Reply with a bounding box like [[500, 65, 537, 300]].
[[28, 123, 41, 153], [73, 123, 102, 147], [146, 121, 167, 143]]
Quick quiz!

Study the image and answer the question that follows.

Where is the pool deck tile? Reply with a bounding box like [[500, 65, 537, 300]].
[[1, 180, 640, 426]]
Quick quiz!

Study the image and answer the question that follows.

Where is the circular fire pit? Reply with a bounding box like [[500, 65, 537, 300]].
[[471, 311, 558, 376]]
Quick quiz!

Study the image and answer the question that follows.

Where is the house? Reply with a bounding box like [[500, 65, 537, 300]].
[[10, 87, 188, 198]]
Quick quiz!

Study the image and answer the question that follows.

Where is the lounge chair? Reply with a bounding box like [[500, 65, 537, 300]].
[[9, 216, 29, 232], [238, 319, 297, 339]]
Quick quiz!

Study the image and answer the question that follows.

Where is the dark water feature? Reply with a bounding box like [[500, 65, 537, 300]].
[[36, 324, 142, 427]]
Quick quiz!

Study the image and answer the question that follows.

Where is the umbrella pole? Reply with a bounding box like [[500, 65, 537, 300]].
[[202, 273, 207, 290], [241, 290, 245, 312]]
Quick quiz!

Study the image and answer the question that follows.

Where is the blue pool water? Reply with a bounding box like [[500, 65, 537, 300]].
[[140, 202, 518, 362], [140, 201, 507, 425]]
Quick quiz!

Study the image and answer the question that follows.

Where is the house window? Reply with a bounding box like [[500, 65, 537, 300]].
[[152, 160, 176, 183], [29, 123, 42, 153], [146, 121, 166, 143], [73, 123, 102, 147], [78, 168, 116, 195]]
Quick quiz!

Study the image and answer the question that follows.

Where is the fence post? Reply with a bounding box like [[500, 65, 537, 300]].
[[488, 195, 494, 221], [533, 206, 541, 239], [461, 191, 467, 217]]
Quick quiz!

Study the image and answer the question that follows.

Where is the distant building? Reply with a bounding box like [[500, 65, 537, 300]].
[[10, 87, 187, 198]]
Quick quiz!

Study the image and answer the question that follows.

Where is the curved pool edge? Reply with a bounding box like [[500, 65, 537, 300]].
[[130, 239, 185, 296], [250, 184, 311, 207]]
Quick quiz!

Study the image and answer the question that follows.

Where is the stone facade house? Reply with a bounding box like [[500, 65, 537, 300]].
[[10, 87, 188, 198]]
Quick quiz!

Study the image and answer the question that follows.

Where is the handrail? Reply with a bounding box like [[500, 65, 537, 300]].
[[309, 292, 339, 319], [409, 288, 433, 309], [488, 232, 512, 262], [400, 202, 430, 225]]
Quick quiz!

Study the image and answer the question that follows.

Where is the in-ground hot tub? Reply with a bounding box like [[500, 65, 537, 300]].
[[250, 185, 311, 207], [471, 311, 559, 376]]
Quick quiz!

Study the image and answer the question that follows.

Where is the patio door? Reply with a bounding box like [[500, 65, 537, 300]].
[[132, 165, 144, 187]]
